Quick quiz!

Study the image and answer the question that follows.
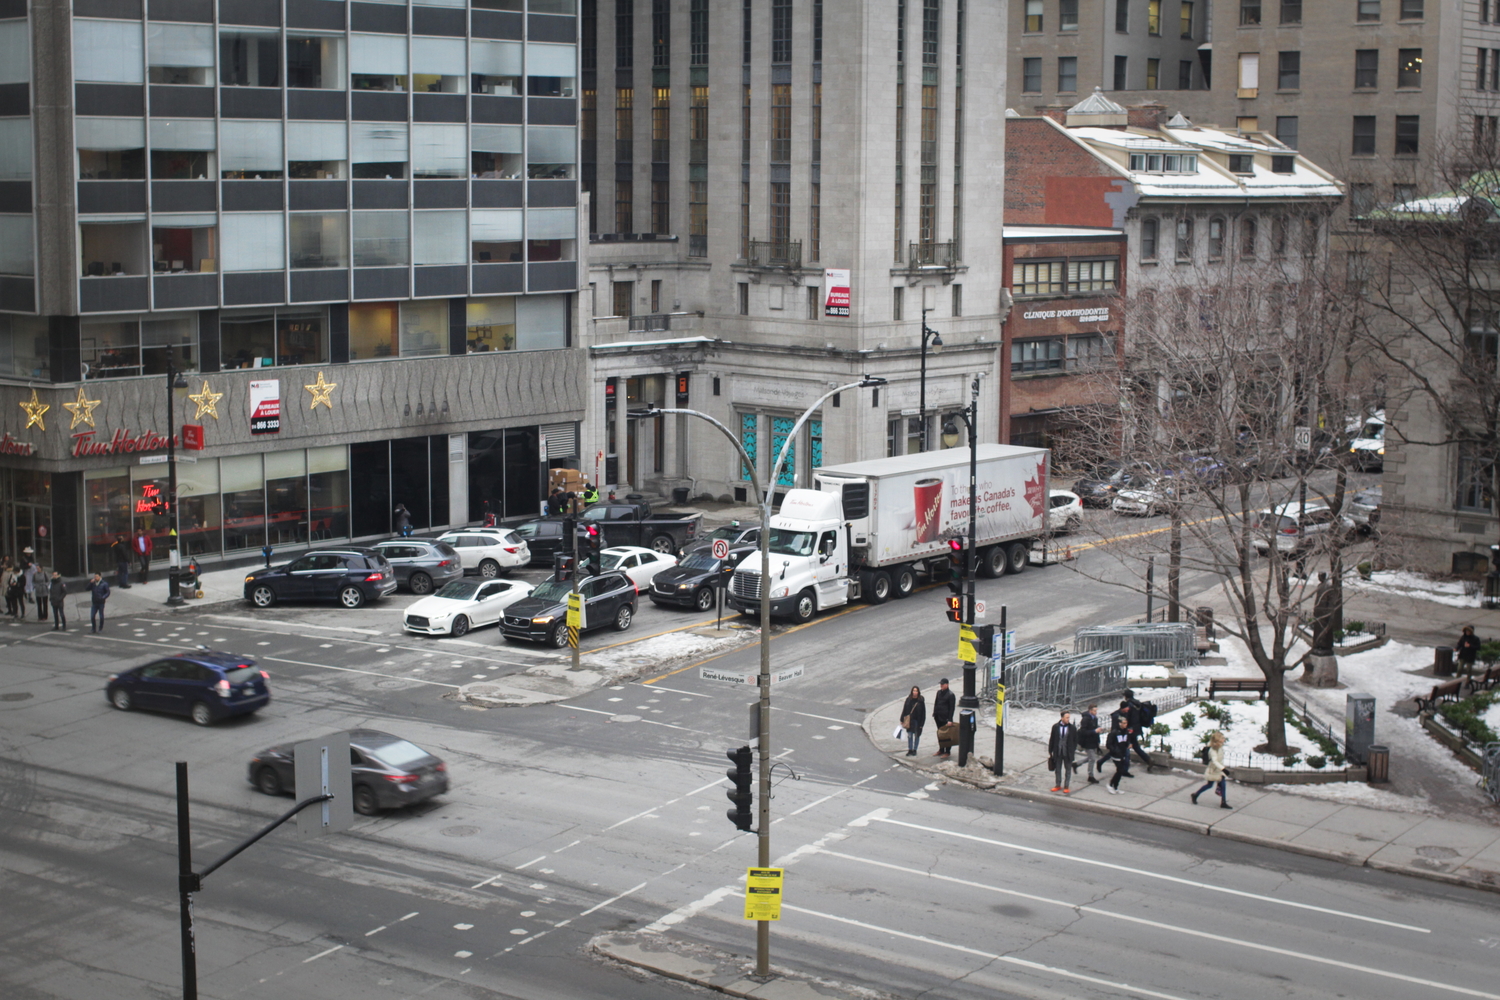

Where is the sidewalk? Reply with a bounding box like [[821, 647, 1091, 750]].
[[862, 697, 1500, 894]]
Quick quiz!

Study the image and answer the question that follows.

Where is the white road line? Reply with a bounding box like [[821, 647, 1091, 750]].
[[563, 704, 616, 716], [578, 881, 649, 917], [874, 815, 1430, 933], [262, 656, 462, 689], [604, 806, 660, 831], [788, 790, 845, 815], [638, 682, 712, 697], [550, 702, 702, 734], [398, 911, 419, 921], [776, 708, 862, 725], [515, 856, 547, 870], [203, 614, 385, 635], [819, 849, 1488, 996], [469, 873, 503, 889], [301, 944, 344, 964], [364, 926, 386, 937], [554, 839, 582, 852]]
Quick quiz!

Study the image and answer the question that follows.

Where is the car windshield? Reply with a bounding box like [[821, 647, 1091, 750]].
[[601, 552, 627, 569], [709, 526, 741, 541], [530, 580, 573, 602], [225, 666, 259, 683], [1359, 422, 1384, 440], [769, 529, 815, 556], [366, 739, 430, 768], [681, 552, 719, 571], [435, 580, 483, 600]]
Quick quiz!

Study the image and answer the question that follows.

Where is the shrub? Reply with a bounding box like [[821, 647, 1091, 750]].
[[1150, 722, 1170, 737], [1357, 561, 1373, 579], [1306, 755, 1327, 769], [1282, 754, 1302, 767], [1437, 692, 1499, 746], [1480, 641, 1500, 667], [1179, 712, 1197, 729], [1343, 620, 1366, 636]]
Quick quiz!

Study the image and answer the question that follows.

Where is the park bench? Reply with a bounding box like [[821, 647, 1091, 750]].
[[1464, 663, 1500, 694], [1414, 679, 1465, 714], [1207, 677, 1268, 699]]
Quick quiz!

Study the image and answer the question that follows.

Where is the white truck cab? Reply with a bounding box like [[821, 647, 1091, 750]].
[[725, 489, 849, 623]]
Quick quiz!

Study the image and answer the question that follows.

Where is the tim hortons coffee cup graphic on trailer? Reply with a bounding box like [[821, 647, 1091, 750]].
[[912, 478, 943, 545]]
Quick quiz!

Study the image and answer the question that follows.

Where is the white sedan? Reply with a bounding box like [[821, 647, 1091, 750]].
[[599, 546, 678, 589], [403, 578, 534, 637], [1047, 490, 1083, 533], [436, 528, 530, 577]]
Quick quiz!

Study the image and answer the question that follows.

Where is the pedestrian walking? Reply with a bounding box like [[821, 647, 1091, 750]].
[[33, 563, 49, 621], [2, 559, 18, 618], [111, 535, 132, 588], [1190, 731, 1233, 809], [1078, 703, 1103, 783], [1048, 710, 1079, 793], [132, 528, 154, 584], [1456, 625, 1482, 679], [1120, 690, 1156, 769], [1105, 716, 1132, 794], [89, 572, 110, 633], [49, 571, 67, 631], [900, 685, 927, 757], [932, 678, 957, 757], [22, 556, 38, 619], [394, 504, 413, 537]]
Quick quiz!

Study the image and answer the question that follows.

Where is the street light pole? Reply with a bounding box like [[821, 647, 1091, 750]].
[[919, 307, 943, 453], [166, 362, 186, 607]]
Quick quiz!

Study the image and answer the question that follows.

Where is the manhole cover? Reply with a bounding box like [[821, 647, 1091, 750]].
[[1417, 846, 1460, 860], [441, 825, 480, 837], [0, 693, 32, 702], [610, 714, 642, 723]]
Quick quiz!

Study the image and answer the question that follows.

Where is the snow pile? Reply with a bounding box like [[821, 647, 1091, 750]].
[[1346, 570, 1480, 609], [582, 627, 751, 672], [1481, 697, 1500, 740]]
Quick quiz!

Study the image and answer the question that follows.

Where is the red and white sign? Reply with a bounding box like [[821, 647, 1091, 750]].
[[182, 424, 204, 450], [823, 268, 851, 317], [249, 380, 280, 435], [712, 539, 730, 560]]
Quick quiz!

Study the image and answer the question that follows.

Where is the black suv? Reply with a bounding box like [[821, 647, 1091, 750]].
[[244, 547, 397, 609], [500, 572, 636, 647], [650, 544, 757, 610]]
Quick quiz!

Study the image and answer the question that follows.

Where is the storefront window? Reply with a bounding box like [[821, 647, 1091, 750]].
[[466, 295, 516, 352], [85, 469, 131, 572], [349, 302, 398, 359], [221, 453, 265, 552], [176, 459, 221, 556], [308, 445, 349, 540], [266, 450, 308, 546]]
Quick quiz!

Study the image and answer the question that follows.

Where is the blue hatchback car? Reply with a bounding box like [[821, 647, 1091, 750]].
[[106, 651, 270, 726]]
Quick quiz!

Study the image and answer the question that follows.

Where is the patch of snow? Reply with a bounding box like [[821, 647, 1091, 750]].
[[1128, 665, 1172, 680], [1346, 570, 1481, 609], [1481, 697, 1500, 741], [581, 629, 750, 671]]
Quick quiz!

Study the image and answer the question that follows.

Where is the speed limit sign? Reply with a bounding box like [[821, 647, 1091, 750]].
[[712, 539, 730, 559]]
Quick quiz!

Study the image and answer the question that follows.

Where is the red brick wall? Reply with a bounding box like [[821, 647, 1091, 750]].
[[1005, 119, 1128, 228]]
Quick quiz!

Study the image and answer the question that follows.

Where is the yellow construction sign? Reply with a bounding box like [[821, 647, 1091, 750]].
[[995, 683, 1006, 727], [744, 867, 783, 921], [957, 623, 977, 663], [566, 592, 582, 647]]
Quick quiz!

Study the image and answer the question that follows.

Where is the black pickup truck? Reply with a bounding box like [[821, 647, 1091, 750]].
[[580, 501, 702, 554]]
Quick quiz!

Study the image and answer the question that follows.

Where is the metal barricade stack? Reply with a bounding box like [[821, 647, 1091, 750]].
[[1073, 623, 1200, 669], [1484, 742, 1500, 804], [979, 645, 1129, 709]]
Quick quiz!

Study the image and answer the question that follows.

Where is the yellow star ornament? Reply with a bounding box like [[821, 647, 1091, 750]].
[[62, 386, 102, 429], [188, 380, 223, 420], [19, 389, 48, 431], [304, 371, 338, 410]]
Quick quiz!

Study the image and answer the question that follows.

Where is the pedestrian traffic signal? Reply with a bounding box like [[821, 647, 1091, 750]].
[[552, 553, 574, 583], [945, 595, 962, 623], [582, 522, 603, 575], [972, 623, 996, 658], [725, 745, 754, 831], [947, 538, 966, 595]]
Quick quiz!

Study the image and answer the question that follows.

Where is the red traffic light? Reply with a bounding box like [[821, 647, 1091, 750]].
[[948, 538, 964, 552], [584, 523, 600, 538]]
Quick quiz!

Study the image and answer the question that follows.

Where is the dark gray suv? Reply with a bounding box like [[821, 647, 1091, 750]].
[[500, 572, 636, 647], [374, 539, 464, 594]]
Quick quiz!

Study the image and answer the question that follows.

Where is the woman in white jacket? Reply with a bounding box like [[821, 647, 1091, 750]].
[[1190, 731, 1232, 809]]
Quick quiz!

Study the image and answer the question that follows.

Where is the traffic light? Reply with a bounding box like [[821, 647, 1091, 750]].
[[945, 595, 962, 623], [947, 538, 966, 596], [582, 522, 603, 575], [972, 624, 996, 658], [552, 553, 575, 583], [725, 745, 754, 831]]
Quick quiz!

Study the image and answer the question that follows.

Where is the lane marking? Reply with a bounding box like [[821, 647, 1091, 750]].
[[578, 881, 649, 917], [789, 790, 845, 816], [777, 708, 862, 725], [398, 912, 419, 921], [873, 816, 1430, 933], [470, 873, 504, 889], [550, 702, 701, 734], [364, 926, 386, 937], [641, 601, 870, 684], [638, 682, 712, 698], [302, 944, 344, 964], [515, 856, 546, 871], [262, 656, 462, 689]]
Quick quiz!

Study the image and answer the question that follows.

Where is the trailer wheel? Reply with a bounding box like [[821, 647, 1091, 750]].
[[865, 570, 891, 604], [891, 564, 916, 599], [977, 545, 1006, 579], [1005, 541, 1029, 575]]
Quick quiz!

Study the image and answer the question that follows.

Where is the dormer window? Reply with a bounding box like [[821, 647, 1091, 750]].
[[1128, 152, 1198, 172], [1270, 154, 1295, 173], [1229, 153, 1254, 173]]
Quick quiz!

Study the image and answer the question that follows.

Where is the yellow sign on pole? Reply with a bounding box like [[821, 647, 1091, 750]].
[[744, 867, 783, 921], [566, 592, 582, 628], [957, 623, 976, 663], [995, 683, 1006, 726]]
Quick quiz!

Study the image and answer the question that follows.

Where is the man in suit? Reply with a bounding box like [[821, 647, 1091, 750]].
[[1048, 710, 1079, 793]]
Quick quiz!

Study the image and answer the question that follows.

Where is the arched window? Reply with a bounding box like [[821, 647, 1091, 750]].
[[1208, 216, 1225, 259], [1175, 217, 1193, 260], [1239, 215, 1258, 258]]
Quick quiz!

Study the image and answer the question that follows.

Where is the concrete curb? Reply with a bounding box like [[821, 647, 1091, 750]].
[[591, 933, 890, 1000]]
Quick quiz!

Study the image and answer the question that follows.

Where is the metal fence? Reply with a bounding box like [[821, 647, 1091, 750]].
[[979, 645, 1128, 709], [1484, 743, 1500, 804], [1074, 623, 1200, 669]]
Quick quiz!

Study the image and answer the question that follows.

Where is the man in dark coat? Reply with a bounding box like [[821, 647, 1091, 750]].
[[932, 678, 957, 757], [1105, 716, 1132, 793], [1047, 710, 1079, 792], [1456, 625, 1482, 678], [111, 535, 131, 588], [89, 573, 110, 633], [1119, 690, 1156, 769], [48, 571, 67, 631], [1077, 704, 1103, 783]]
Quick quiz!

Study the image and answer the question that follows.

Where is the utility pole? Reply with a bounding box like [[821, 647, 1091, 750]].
[[994, 604, 1007, 775], [957, 374, 981, 767]]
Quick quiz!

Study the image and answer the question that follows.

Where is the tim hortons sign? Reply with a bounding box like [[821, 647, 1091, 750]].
[[71, 427, 178, 458]]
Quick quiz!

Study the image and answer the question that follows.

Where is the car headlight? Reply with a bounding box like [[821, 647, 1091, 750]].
[[532, 614, 556, 624], [678, 583, 691, 590], [1377, 447, 1384, 455], [770, 586, 790, 599]]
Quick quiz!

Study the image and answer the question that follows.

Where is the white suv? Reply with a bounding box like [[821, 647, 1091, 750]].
[[436, 529, 530, 577], [1251, 503, 1338, 556]]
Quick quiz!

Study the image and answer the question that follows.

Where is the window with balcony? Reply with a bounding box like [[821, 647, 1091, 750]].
[[148, 24, 214, 86], [287, 121, 348, 179], [471, 39, 522, 95], [220, 29, 280, 87]]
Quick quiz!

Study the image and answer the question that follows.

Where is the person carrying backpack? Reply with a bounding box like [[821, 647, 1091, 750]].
[[1104, 716, 1132, 794], [1122, 689, 1157, 770]]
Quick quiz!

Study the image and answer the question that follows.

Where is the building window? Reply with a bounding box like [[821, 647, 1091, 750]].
[[1179, 60, 1193, 88], [691, 0, 708, 64], [1397, 48, 1422, 88], [1207, 216, 1225, 259], [352, 211, 409, 267], [465, 297, 518, 353], [616, 0, 634, 67], [1061, 0, 1079, 30], [1278, 51, 1299, 89], [1148, 0, 1161, 33], [952, 284, 963, 316], [1349, 182, 1375, 217], [651, 180, 669, 234], [769, 181, 790, 243], [220, 29, 280, 87], [738, 281, 749, 315], [807, 285, 820, 319], [1239, 215, 1257, 256], [1128, 151, 1197, 172], [1240, 0, 1260, 24], [1058, 56, 1078, 92], [1279, 0, 1301, 21], [1398, 0, 1422, 18], [770, 83, 791, 162], [1353, 115, 1376, 155], [1025, 0, 1043, 31], [1068, 334, 1113, 369], [1012, 338, 1065, 373], [772, 0, 793, 62], [1175, 217, 1193, 260], [219, 307, 329, 369], [1116, 0, 1130, 31], [81, 315, 199, 379], [1355, 49, 1378, 88], [288, 212, 348, 269], [1393, 182, 1415, 204], [1357, 0, 1380, 20], [1146, 58, 1160, 88], [1114, 55, 1128, 89], [1270, 154, 1294, 173], [1270, 215, 1287, 256], [1275, 116, 1297, 149], [1012, 260, 1064, 296], [1480, 49, 1489, 91], [1228, 153, 1253, 173], [892, 286, 904, 320], [1476, 115, 1499, 157], [652, 87, 670, 161], [1068, 258, 1118, 291], [1301, 216, 1319, 257], [615, 179, 633, 234], [652, 0, 670, 67], [286, 33, 344, 90], [1238, 52, 1259, 94], [1395, 114, 1420, 154], [1456, 443, 1495, 512], [1180, 0, 1194, 36], [612, 280, 633, 317], [1023, 57, 1042, 92], [1140, 217, 1158, 259]]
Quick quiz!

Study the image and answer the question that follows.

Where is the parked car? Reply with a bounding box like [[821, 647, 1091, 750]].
[[247, 729, 448, 815], [373, 539, 463, 595], [435, 528, 530, 577], [244, 547, 397, 609], [1072, 461, 1151, 508], [578, 500, 703, 553], [650, 544, 756, 610], [1112, 481, 1172, 517], [500, 571, 637, 647], [1342, 485, 1382, 533], [1047, 490, 1083, 533], [512, 518, 573, 565], [1158, 454, 1228, 491], [1251, 502, 1338, 555], [403, 578, 535, 637], [682, 521, 761, 558], [107, 650, 270, 726], [600, 545, 678, 589]]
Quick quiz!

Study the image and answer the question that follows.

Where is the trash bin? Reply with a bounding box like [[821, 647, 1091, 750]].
[[1366, 744, 1390, 783], [1434, 646, 1454, 677], [1195, 606, 1215, 639], [672, 486, 690, 505]]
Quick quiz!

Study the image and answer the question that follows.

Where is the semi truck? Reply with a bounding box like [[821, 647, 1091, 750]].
[[725, 444, 1051, 622]]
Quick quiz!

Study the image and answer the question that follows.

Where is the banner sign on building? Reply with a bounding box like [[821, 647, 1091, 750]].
[[249, 380, 281, 435], [823, 268, 851, 317]]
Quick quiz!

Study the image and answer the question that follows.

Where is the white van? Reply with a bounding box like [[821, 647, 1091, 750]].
[[1347, 410, 1385, 472]]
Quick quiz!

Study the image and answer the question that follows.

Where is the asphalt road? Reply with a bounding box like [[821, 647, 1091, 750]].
[[7, 491, 1474, 1000]]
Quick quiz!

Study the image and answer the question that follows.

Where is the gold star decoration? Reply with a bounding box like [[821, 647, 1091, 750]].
[[62, 386, 102, 429], [304, 371, 338, 410], [188, 380, 223, 420], [19, 389, 48, 431]]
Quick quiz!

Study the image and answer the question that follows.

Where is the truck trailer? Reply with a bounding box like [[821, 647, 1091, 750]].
[[725, 445, 1051, 622]]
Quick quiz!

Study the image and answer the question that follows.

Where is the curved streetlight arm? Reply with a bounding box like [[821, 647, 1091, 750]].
[[629, 406, 764, 510], [764, 378, 885, 518]]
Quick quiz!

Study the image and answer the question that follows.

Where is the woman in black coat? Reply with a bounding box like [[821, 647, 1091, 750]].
[[900, 686, 927, 757]]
